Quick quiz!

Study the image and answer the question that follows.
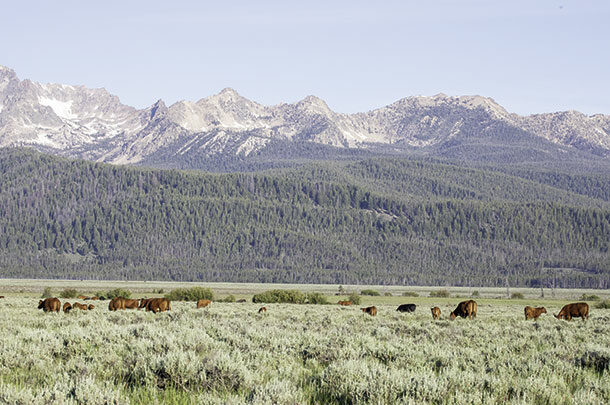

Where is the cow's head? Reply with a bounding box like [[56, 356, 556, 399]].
[[541, 307, 547, 314], [450, 311, 456, 321], [38, 300, 44, 309]]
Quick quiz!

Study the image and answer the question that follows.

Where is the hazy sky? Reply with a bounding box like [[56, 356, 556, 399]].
[[3, 0, 609, 115]]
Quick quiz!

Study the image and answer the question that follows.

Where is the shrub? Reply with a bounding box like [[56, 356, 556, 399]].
[[511, 292, 525, 300], [348, 292, 361, 305], [429, 289, 450, 298], [165, 287, 214, 301], [360, 289, 380, 296], [384, 292, 392, 296], [471, 290, 480, 297], [105, 288, 132, 299], [252, 290, 305, 304], [402, 291, 419, 297], [40, 287, 53, 299], [218, 294, 236, 303], [306, 292, 329, 305], [59, 288, 79, 299], [581, 294, 600, 301], [596, 299, 610, 309]]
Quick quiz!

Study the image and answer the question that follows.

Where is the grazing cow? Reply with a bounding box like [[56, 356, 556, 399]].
[[258, 306, 267, 313], [77, 295, 87, 300], [396, 304, 416, 313], [91, 296, 99, 300], [88, 304, 95, 310], [0, 296, 4, 299], [138, 298, 153, 309], [146, 298, 171, 313], [38, 298, 61, 313], [73, 302, 88, 311], [63, 302, 72, 313], [338, 300, 353, 306], [123, 299, 139, 309], [431, 307, 441, 320], [361, 306, 377, 316], [555, 302, 589, 321], [450, 300, 477, 320], [524, 306, 547, 320], [197, 299, 212, 308], [108, 297, 126, 311]]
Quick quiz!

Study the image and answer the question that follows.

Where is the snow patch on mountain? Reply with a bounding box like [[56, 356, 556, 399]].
[[38, 97, 76, 120]]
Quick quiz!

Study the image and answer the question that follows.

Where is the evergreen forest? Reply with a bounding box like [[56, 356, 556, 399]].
[[0, 147, 608, 288]]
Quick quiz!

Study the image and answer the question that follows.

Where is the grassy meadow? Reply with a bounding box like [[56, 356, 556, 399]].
[[0, 281, 608, 404]]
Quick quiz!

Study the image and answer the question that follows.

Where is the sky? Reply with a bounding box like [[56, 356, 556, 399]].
[[2, 0, 609, 115]]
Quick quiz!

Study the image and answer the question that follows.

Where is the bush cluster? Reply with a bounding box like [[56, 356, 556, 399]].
[[105, 288, 132, 299], [360, 289, 380, 296], [40, 287, 53, 299], [581, 294, 600, 301], [429, 289, 450, 298], [59, 288, 79, 299], [165, 287, 214, 301], [402, 291, 419, 297], [511, 292, 525, 300], [252, 290, 305, 304], [305, 292, 329, 305], [596, 299, 610, 309]]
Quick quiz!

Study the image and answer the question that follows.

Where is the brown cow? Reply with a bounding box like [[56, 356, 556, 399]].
[[73, 302, 88, 311], [139, 298, 153, 309], [0, 296, 5, 299], [555, 302, 589, 321], [338, 300, 353, 306], [124, 299, 139, 309], [197, 299, 212, 308], [258, 306, 267, 313], [524, 306, 547, 320], [91, 296, 99, 300], [431, 306, 441, 320], [38, 298, 61, 313], [108, 297, 126, 311], [88, 304, 95, 310], [77, 295, 87, 300], [450, 300, 477, 320], [146, 298, 171, 313], [63, 302, 72, 313], [361, 306, 377, 316]]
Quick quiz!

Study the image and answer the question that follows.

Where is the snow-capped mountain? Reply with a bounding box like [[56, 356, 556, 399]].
[[1, 65, 608, 168]]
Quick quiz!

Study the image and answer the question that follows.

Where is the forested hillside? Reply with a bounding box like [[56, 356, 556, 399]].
[[0, 147, 608, 287]]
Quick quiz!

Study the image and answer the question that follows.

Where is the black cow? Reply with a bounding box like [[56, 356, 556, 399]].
[[396, 304, 416, 313]]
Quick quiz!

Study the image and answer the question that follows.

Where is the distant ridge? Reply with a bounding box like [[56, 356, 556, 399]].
[[0, 64, 609, 170]]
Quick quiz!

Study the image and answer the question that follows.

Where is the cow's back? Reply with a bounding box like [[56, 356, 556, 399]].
[[397, 304, 416, 313]]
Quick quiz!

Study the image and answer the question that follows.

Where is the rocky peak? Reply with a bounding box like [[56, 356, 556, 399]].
[[148, 99, 168, 120]]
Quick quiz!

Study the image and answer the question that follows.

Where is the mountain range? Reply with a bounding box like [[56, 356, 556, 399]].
[[1, 65, 609, 171]]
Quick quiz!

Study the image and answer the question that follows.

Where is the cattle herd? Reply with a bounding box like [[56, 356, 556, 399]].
[[34, 296, 592, 321], [342, 299, 590, 322]]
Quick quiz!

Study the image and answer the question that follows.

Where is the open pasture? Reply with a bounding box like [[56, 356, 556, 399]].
[[0, 293, 608, 404]]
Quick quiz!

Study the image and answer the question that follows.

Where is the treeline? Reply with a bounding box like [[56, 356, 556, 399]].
[[0, 147, 608, 288]]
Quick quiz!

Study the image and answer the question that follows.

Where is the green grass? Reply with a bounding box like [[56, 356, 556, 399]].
[[0, 294, 608, 404]]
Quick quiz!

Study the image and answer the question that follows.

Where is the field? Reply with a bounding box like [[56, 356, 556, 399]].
[[0, 281, 609, 404]]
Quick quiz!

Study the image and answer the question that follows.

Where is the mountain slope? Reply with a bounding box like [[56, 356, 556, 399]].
[[1, 65, 608, 170], [1, 148, 608, 287]]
